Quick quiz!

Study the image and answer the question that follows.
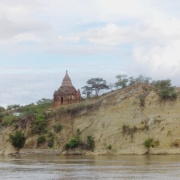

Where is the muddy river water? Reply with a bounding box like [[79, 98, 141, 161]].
[[0, 155, 180, 179]]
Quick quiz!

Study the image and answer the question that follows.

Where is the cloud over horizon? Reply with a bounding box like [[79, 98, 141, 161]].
[[0, 0, 180, 107]]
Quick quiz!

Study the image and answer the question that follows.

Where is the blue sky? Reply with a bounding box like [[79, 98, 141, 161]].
[[1, 0, 180, 107]]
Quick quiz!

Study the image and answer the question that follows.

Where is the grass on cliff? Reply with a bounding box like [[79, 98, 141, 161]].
[[53, 100, 98, 117]]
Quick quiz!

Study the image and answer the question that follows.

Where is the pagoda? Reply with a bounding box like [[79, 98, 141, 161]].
[[52, 71, 81, 108]]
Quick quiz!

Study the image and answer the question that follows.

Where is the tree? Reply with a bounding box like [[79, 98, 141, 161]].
[[36, 98, 52, 105], [128, 77, 136, 86], [7, 104, 20, 111], [81, 86, 92, 98], [109, 83, 114, 91], [0, 106, 5, 112], [85, 78, 109, 97], [152, 79, 178, 101], [152, 79, 171, 91], [135, 75, 151, 84], [115, 75, 128, 89], [9, 131, 26, 154]]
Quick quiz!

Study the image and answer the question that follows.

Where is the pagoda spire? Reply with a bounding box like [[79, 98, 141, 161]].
[[61, 70, 72, 87]]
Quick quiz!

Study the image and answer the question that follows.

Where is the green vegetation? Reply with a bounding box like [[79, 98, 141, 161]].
[[57, 101, 94, 116], [143, 138, 153, 150], [115, 75, 128, 89], [65, 134, 95, 151], [53, 123, 62, 133], [0, 106, 5, 112], [37, 135, 46, 147], [86, 136, 95, 150], [107, 144, 112, 150], [122, 124, 139, 139], [47, 132, 55, 148], [9, 131, 26, 152], [153, 140, 160, 147], [32, 114, 47, 134], [65, 135, 83, 150], [153, 80, 178, 101], [122, 124, 129, 134], [82, 78, 109, 97], [1, 115, 18, 126]]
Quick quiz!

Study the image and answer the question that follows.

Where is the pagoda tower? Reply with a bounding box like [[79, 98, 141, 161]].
[[52, 71, 81, 108]]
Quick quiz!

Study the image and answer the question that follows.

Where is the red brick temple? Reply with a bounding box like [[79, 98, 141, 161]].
[[52, 71, 81, 108]]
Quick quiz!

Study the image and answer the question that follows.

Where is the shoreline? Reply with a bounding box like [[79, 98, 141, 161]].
[[6, 148, 179, 156]]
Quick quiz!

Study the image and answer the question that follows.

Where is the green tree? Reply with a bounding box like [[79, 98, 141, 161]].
[[135, 75, 151, 84], [81, 86, 92, 98], [36, 98, 52, 106], [115, 75, 128, 89], [9, 131, 26, 153], [153, 80, 178, 101], [109, 83, 114, 91], [128, 77, 136, 86], [85, 78, 109, 97], [0, 106, 5, 112], [7, 104, 20, 111]]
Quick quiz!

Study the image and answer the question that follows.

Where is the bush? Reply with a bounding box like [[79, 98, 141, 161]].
[[107, 144, 112, 150], [53, 123, 62, 133], [1, 115, 18, 126], [37, 135, 46, 146], [122, 124, 129, 134], [153, 140, 160, 147], [65, 135, 83, 150], [86, 136, 95, 151], [47, 132, 54, 148], [9, 131, 26, 151], [122, 124, 138, 137], [32, 114, 47, 134], [143, 138, 153, 150], [153, 80, 178, 101]]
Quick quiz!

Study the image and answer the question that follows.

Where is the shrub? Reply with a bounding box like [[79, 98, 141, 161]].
[[9, 131, 26, 152], [107, 144, 112, 150], [122, 124, 129, 134], [32, 114, 47, 134], [37, 135, 46, 146], [53, 123, 62, 133], [86, 136, 95, 151], [65, 135, 83, 150], [153, 80, 178, 101], [153, 140, 160, 147], [122, 124, 138, 138], [143, 138, 153, 150], [1, 115, 18, 126], [47, 132, 54, 148]]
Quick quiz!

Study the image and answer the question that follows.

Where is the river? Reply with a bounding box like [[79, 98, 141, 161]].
[[0, 155, 180, 179]]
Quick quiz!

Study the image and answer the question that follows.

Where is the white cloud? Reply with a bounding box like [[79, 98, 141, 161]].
[[1, 0, 180, 107], [84, 23, 133, 46]]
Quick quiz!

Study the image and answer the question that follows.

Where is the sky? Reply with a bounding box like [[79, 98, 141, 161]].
[[1, 0, 180, 107]]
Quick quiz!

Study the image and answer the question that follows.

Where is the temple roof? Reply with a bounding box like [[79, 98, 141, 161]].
[[54, 71, 77, 96], [61, 70, 73, 87]]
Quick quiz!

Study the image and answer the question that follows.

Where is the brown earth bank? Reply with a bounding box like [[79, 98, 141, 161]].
[[1, 83, 180, 156]]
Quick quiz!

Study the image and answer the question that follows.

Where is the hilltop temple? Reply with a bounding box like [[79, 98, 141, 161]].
[[52, 71, 81, 108]]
